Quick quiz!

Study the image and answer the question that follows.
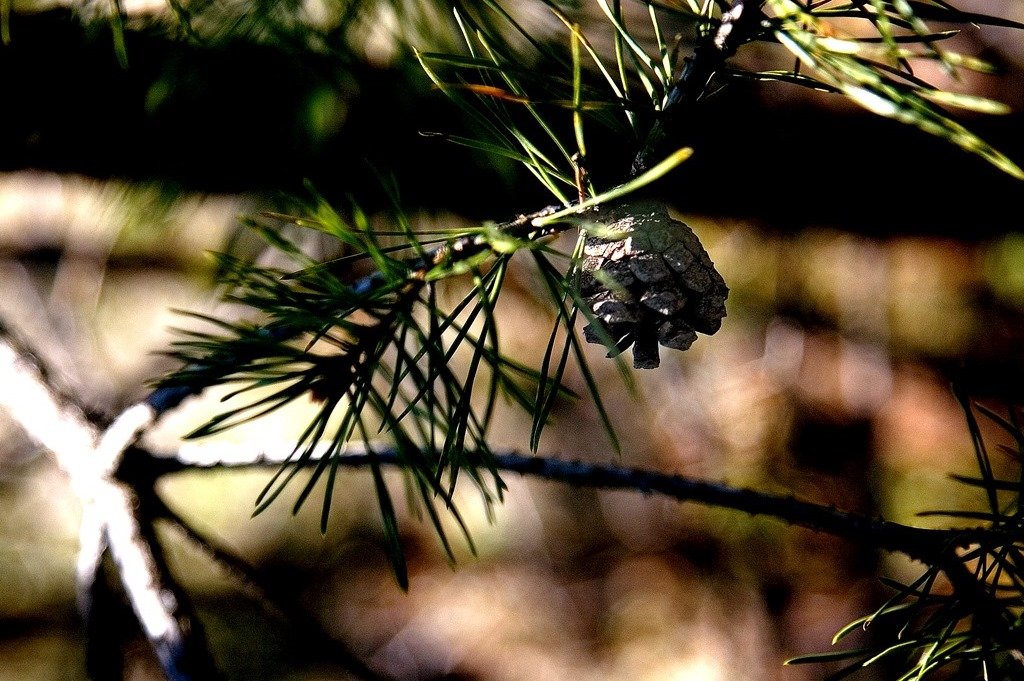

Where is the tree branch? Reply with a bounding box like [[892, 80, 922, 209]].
[[0, 318, 220, 681], [631, 0, 764, 176], [143, 203, 561, 417], [144, 441, 961, 565], [0, 315, 400, 681], [145, 439, 1024, 656]]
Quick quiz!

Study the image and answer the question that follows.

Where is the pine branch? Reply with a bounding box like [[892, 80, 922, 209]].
[[144, 437, 1024, 664], [146, 0, 1024, 556], [142, 439, 965, 564], [631, 0, 763, 176], [144, 203, 561, 418], [100, 474, 222, 678], [8, 281, 1024, 677]]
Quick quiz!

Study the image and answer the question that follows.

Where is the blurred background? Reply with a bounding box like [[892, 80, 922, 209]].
[[3, 1, 1024, 680]]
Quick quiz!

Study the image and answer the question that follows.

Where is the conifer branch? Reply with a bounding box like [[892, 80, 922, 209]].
[[144, 438, 1024, 665], [6, 1, 1024, 679], [7, 308, 1024, 678], [144, 203, 562, 418], [632, 0, 763, 176], [141, 442, 965, 563]]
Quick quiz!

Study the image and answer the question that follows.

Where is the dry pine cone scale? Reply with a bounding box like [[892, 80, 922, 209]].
[[579, 199, 728, 369]]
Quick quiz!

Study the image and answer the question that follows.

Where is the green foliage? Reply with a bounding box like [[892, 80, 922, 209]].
[[157, 194, 560, 584], [421, 1, 1024, 191], [788, 394, 1024, 680], [154, 149, 691, 581], [417, 0, 699, 201], [152, 0, 1024, 584], [759, 0, 1024, 179]]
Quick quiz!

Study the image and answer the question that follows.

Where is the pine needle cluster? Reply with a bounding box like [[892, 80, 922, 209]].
[[152, 0, 1024, 597]]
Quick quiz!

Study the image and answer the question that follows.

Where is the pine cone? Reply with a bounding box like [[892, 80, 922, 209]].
[[579, 199, 728, 369]]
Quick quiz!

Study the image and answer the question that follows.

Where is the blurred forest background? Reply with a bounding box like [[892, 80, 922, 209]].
[[3, 1, 1024, 680]]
